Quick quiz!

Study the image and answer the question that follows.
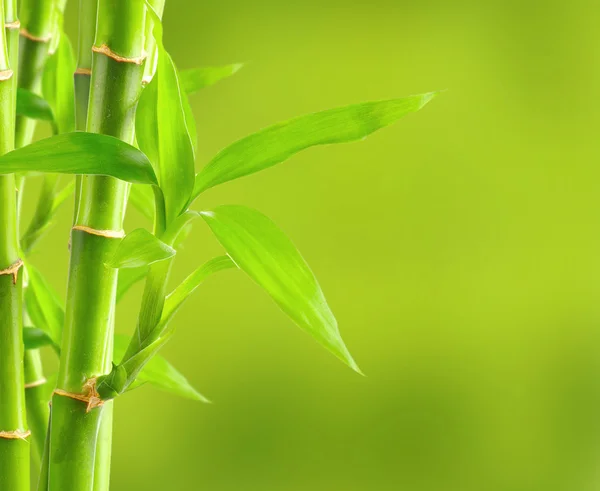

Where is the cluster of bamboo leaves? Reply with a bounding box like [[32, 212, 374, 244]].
[[4, 0, 437, 482]]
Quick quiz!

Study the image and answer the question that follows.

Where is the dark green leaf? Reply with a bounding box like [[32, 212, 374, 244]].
[[25, 263, 64, 347], [201, 205, 361, 373], [16, 88, 54, 122], [180, 64, 244, 96], [107, 228, 175, 269], [192, 93, 438, 200], [0, 133, 157, 185], [160, 256, 236, 328], [113, 334, 208, 402], [23, 327, 55, 351], [42, 32, 76, 134]]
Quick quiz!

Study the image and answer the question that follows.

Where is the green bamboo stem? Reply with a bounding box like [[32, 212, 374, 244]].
[[15, 0, 58, 463], [74, 3, 116, 489], [15, 0, 54, 148], [0, 1, 28, 490], [48, 2, 147, 490], [24, 349, 48, 462]]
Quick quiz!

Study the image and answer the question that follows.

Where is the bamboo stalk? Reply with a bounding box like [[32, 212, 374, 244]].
[[15, 0, 58, 465], [0, 1, 28, 490], [48, 2, 147, 490], [23, 349, 48, 462], [15, 0, 54, 148]]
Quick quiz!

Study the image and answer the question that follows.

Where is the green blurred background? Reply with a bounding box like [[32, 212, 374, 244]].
[[23, 0, 600, 489]]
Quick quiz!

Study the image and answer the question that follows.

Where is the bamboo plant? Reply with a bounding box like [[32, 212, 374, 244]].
[[0, 0, 439, 489]]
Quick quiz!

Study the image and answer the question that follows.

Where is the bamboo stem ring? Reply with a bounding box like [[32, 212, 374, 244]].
[[72, 225, 125, 239], [54, 378, 104, 413], [92, 44, 146, 65], [0, 69, 13, 81], [0, 430, 31, 440], [19, 28, 52, 43], [4, 20, 20, 30], [0, 259, 23, 285]]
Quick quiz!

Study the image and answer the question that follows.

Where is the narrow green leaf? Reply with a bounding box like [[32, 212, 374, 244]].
[[128, 184, 155, 222], [160, 256, 236, 328], [107, 228, 175, 269], [136, 6, 195, 224], [113, 334, 208, 402], [191, 93, 438, 200], [21, 176, 74, 253], [0, 132, 158, 185], [117, 266, 149, 302], [42, 32, 76, 134], [23, 327, 55, 351], [97, 331, 173, 400], [25, 263, 64, 347], [201, 205, 361, 373], [180, 64, 244, 96], [16, 88, 54, 122]]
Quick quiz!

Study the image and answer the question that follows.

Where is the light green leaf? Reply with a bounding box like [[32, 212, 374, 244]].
[[0, 133, 158, 184], [16, 89, 54, 123], [117, 266, 149, 302], [136, 5, 195, 224], [113, 334, 208, 402], [201, 205, 361, 373], [97, 331, 173, 400], [21, 176, 74, 253], [23, 327, 56, 351], [160, 256, 236, 328], [42, 31, 76, 134], [107, 228, 175, 269], [192, 93, 438, 200], [25, 263, 64, 347], [128, 183, 155, 222], [180, 63, 244, 96]]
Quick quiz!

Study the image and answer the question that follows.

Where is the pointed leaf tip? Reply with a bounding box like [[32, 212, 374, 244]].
[[200, 205, 360, 372]]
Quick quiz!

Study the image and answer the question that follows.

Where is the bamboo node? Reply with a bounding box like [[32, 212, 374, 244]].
[[20, 28, 52, 43], [75, 67, 92, 76], [0, 69, 13, 81], [25, 378, 47, 389], [0, 430, 31, 440], [0, 259, 23, 285], [4, 19, 20, 30], [92, 44, 147, 65], [54, 378, 104, 413], [72, 225, 125, 239]]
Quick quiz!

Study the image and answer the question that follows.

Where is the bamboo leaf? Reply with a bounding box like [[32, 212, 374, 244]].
[[113, 334, 208, 402], [128, 184, 155, 222], [23, 327, 55, 351], [97, 332, 173, 400], [42, 31, 76, 134], [160, 256, 236, 328], [21, 177, 74, 253], [180, 63, 244, 96], [107, 228, 175, 269], [136, 6, 195, 224], [16, 89, 54, 122], [201, 205, 361, 373], [191, 93, 438, 200], [117, 266, 149, 302], [25, 263, 64, 347], [0, 133, 158, 184]]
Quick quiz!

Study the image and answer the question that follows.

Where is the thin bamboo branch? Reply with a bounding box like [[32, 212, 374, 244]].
[[0, 1, 28, 489]]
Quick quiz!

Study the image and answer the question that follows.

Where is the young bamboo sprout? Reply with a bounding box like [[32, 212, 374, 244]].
[[48, 2, 147, 490], [0, 1, 28, 489]]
